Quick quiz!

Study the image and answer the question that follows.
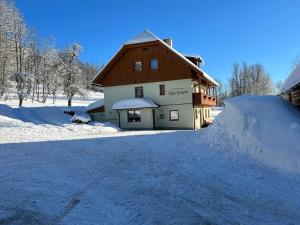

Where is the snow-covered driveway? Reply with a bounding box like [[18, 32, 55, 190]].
[[0, 131, 300, 225]]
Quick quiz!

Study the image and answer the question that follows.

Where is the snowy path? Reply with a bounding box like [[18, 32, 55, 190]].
[[0, 131, 299, 225]]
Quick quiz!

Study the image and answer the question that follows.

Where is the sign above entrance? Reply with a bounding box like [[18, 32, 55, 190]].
[[168, 88, 189, 96]]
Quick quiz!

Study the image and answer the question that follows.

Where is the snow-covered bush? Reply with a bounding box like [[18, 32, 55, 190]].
[[71, 114, 91, 124]]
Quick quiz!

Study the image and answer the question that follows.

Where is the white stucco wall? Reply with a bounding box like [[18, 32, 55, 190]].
[[119, 108, 154, 129], [103, 79, 194, 129], [154, 105, 194, 129], [90, 112, 105, 122]]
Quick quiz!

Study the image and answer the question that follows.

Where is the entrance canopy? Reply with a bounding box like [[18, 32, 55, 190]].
[[112, 98, 159, 110]]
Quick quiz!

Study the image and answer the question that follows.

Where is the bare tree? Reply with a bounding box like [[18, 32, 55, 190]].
[[0, 0, 101, 105], [58, 43, 85, 107], [13, 71, 32, 106], [229, 63, 273, 96]]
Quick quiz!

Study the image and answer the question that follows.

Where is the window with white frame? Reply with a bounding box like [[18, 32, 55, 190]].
[[169, 110, 179, 121], [128, 110, 141, 122]]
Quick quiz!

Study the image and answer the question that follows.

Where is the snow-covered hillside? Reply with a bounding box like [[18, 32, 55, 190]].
[[0, 95, 300, 224], [0, 93, 122, 143]]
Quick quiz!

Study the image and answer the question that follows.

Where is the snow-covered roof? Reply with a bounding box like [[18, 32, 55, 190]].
[[112, 98, 159, 110], [183, 54, 201, 59], [86, 99, 104, 112], [183, 54, 204, 64], [125, 31, 158, 45], [124, 30, 218, 86], [93, 30, 218, 86], [281, 64, 300, 93]]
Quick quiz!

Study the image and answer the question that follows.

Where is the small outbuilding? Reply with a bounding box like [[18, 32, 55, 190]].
[[86, 99, 105, 121], [280, 64, 300, 106]]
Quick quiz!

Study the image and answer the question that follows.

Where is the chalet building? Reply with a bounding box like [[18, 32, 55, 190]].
[[280, 64, 300, 106], [91, 30, 219, 130]]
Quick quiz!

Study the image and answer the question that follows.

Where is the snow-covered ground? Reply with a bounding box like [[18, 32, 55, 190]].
[[211, 106, 223, 119], [0, 92, 122, 143], [0, 95, 300, 224]]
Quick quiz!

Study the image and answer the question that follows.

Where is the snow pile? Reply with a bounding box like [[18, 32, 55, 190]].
[[281, 63, 300, 92], [211, 107, 223, 119], [71, 114, 91, 124], [86, 99, 104, 112], [112, 98, 158, 110], [205, 95, 300, 173]]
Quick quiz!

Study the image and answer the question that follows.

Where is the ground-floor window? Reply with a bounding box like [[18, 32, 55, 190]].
[[128, 110, 141, 122], [159, 114, 165, 119], [169, 110, 179, 121]]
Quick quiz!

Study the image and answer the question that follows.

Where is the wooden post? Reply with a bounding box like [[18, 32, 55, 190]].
[[198, 79, 201, 93]]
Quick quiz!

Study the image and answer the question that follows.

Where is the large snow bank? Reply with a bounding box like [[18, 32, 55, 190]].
[[281, 64, 300, 92], [211, 107, 223, 119], [112, 98, 158, 110], [205, 95, 300, 173]]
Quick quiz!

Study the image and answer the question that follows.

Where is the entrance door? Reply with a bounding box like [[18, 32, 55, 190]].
[[194, 109, 201, 129]]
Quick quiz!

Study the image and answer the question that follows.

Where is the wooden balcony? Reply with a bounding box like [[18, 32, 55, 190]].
[[192, 93, 216, 106]]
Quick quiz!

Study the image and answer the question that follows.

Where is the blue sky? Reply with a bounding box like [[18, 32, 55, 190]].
[[16, 0, 300, 85]]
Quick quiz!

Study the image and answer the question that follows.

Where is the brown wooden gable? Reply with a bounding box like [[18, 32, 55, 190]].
[[93, 40, 212, 87]]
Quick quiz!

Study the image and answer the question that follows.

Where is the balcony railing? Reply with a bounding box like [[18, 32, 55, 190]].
[[192, 93, 216, 106]]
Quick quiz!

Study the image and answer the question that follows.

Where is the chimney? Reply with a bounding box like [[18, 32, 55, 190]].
[[163, 38, 172, 47]]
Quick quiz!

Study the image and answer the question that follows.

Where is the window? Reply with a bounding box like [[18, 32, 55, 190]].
[[128, 110, 141, 122], [169, 110, 179, 121], [195, 109, 198, 119], [135, 87, 143, 98], [134, 61, 142, 72], [150, 58, 158, 70], [159, 84, 165, 96], [159, 114, 165, 119]]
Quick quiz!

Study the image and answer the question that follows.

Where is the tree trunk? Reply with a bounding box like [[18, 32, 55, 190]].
[[68, 98, 72, 107], [19, 98, 23, 107]]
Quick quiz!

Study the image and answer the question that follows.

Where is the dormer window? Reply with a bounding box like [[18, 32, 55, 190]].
[[134, 61, 142, 72], [150, 59, 158, 70]]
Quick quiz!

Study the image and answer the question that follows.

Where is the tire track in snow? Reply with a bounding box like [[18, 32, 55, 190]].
[[0, 208, 48, 225], [51, 172, 113, 224]]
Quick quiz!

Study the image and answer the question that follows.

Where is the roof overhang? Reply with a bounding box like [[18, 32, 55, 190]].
[[112, 98, 159, 110]]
